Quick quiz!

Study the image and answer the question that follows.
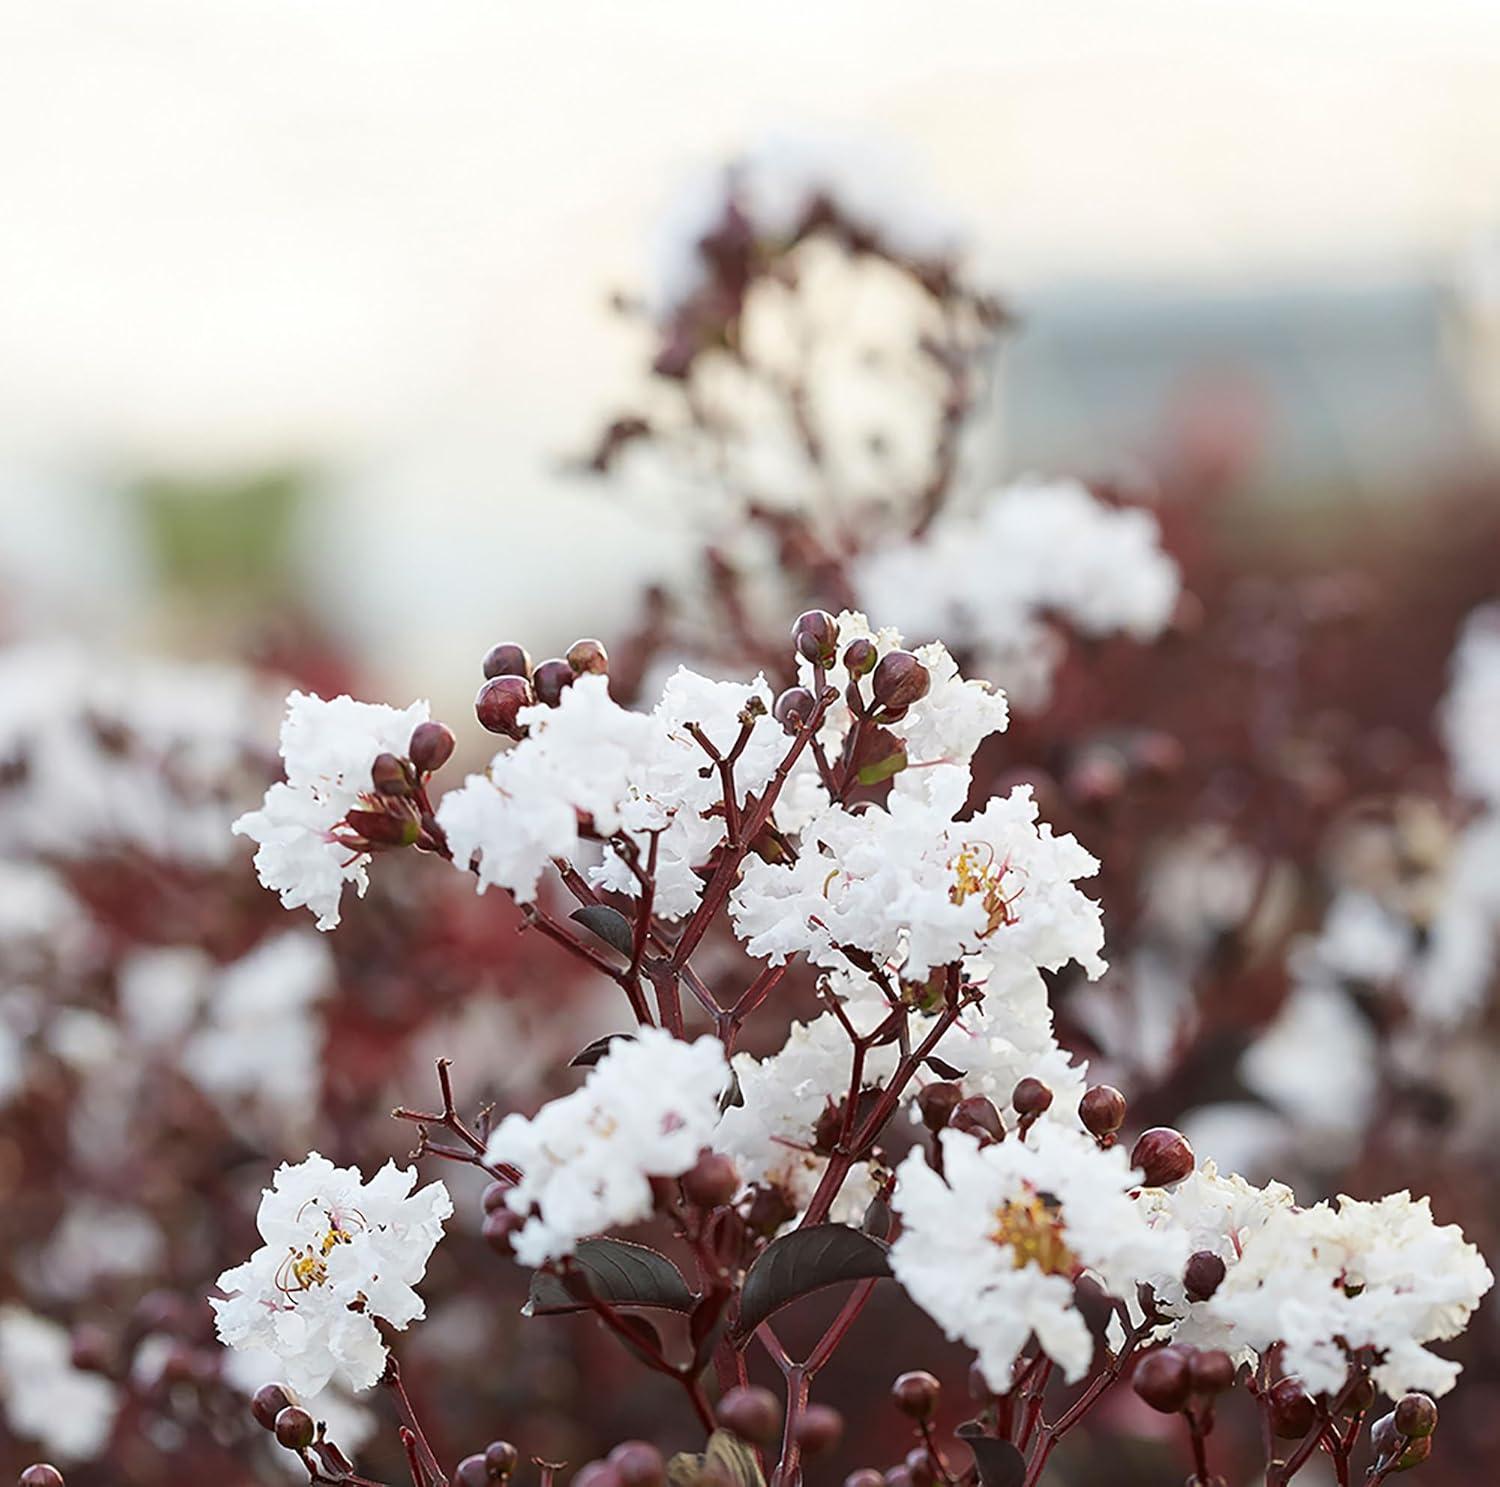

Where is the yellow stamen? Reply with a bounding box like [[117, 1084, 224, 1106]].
[[949, 844, 1020, 937], [991, 1193, 1075, 1275]]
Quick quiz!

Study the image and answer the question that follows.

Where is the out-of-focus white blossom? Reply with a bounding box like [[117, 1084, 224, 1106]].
[[211, 1153, 451, 1395], [0, 1305, 119, 1463], [853, 480, 1180, 710], [891, 1126, 1187, 1389], [234, 691, 431, 930], [485, 1028, 728, 1266], [1442, 604, 1500, 807]]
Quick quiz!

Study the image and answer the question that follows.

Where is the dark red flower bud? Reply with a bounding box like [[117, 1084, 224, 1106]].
[[251, 1382, 295, 1431], [843, 638, 878, 676], [745, 1184, 798, 1236], [716, 1385, 782, 1445], [1012, 1077, 1053, 1118], [1267, 1378, 1317, 1439], [1187, 1349, 1236, 1396], [793, 610, 840, 667], [793, 1404, 845, 1457], [883, 1469, 913, 1487], [1131, 1127, 1195, 1187], [566, 638, 610, 676], [482, 1207, 524, 1255], [482, 642, 532, 680], [844, 1471, 886, 1487], [862, 1189, 893, 1240], [481, 1180, 511, 1215], [773, 685, 817, 733], [891, 1370, 940, 1421], [532, 659, 576, 706], [485, 1441, 520, 1478], [1183, 1250, 1227, 1304], [274, 1406, 316, 1451], [344, 808, 420, 848], [950, 1095, 1005, 1145], [1348, 1376, 1376, 1413], [455, 1456, 492, 1487], [476, 675, 534, 736], [68, 1324, 112, 1375], [903, 1449, 935, 1487], [1394, 1394, 1438, 1439], [20, 1468, 65, 1487], [871, 651, 930, 711], [681, 1151, 739, 1209], [1079, 1084, 1127, 1138], [572, 1463, 623, 1487], [1371, 1412, 1431, 1470], [608, 1441, 666, 1487], [371, 751, 414, 796], [1133, 1348, 1191, 1413], [917, 1082, 962, 1132], [409, 721, 456, 774]]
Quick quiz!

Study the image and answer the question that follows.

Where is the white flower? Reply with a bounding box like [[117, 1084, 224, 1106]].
[[731, 784, 1103, 982], [1202, 1193, 1493, 1399], [1441, 604, 1500, 806], [0, 1306, 119, 1463], [234, 691, 431, 930], [891, 1126, 1187, 1388], [853, 479, 1180, 710], [486, 1028, 728, 1266], [211, 1153, 451, 1395]]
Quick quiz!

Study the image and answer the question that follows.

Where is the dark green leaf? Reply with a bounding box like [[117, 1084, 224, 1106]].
[[524, 1237, 695, 1317], [955, 1425, 1025, 1487], [570, 903, 635, 957], [569, 1033, 633, 1068], [668, 1432, 767, 1487], [733, 1224, 891, 1338], [855, 736, 908, 787]]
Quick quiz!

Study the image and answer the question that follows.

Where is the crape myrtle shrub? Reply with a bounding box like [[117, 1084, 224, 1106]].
[[5, 145, 1500, 1487]]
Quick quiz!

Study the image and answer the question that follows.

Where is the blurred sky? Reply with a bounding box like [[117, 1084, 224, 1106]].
[[3, 0, 1500, 690]]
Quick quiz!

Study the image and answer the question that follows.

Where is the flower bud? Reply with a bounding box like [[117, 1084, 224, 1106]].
[[903, 1449, 936, 1487], [793, 1404, 844, 1457], [485, 1441, 520, 1478], [1372, 1413, 1433, 1470], [745, 1185, 797, 1236], [1079, 1085, 1126, 1138], [344, 808, 421, 849], [532, 659, 576, 706], [844, 1472, 885, 1487], [1012, 1077, 1053, 1118], [950, 1095, 1005, 1145], [883, 1469, 913, 1487], [481, 1180, 511, 1215], [19, 1469, 64, 1487], [572, 1463, 623, 1487], [482, 1207, 524, 1255], [68, 1324, 112, 1375], [1347, 1376, 1376, 1413], [409, 721, 456, 774], [1187, 1349, 1235, 1396], [793, 610, 840, 667], [1394, 1394, 1437, 1439], [1131, 1127, 1195, 1187], [843, 638, 878, 676], [1267, 1378, 1316, 1439], [371, 751, 414, 796], [716, 1385, 782, 1445], [251, 1382, 295, 1432], [891, 1370, 940, 1421], [566, 638, 610, 676], [482, 642, 532, 680], [476, 675, 534, 736], [773, 685, 816, 733], [609, 1441, 666, 1487], [871, 651, 930, 712], [1133, 1348, 1191, 1413], [917, 1082, 962, 1132], [456, 1456, 492, 1487], [1183, 1250, 1227, 1304], [274, 1405, 316, 1451], [681, 1151, 739, 1209]]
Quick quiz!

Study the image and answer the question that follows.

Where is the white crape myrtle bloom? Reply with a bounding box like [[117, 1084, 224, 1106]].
[[732, 783, 1104, 983], [439, 669, 784, 918], [486, 1028, 729, 1266], [0, 1305, 119, 1463], [1202, 1193, 1493, 1400], [1441, 604, 1500, 807], [212, 1154, 452, 1396], [234, 691, 431, 930], [892, 1125, 1189, 1389], [853, 479, 1181, 711]]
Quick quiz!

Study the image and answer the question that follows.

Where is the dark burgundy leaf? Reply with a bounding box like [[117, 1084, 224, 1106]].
[[568, 1033, 634, 1068], [524, 1238, 695, 1317], [569, 904, 635, 957], [923, 1054, 967, 1080], [955, 1426, 1025, 1487], [733, 1224, 891, 1338]]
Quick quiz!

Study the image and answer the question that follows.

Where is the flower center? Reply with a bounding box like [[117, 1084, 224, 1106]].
[[278, 1210, 361, 1297], [949, 844, 1020, 937], [990, 1192, 1075, 1275]]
